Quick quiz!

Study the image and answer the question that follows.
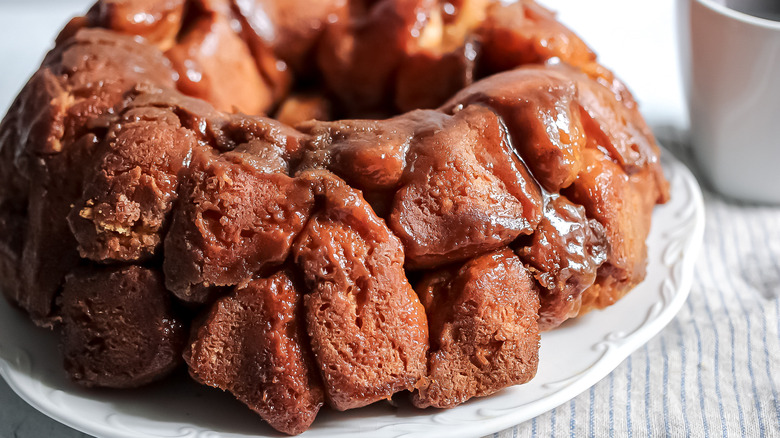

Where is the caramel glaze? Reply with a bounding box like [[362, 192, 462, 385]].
[[413, 249, 540, 408], [293, 170, 428, 411], [0, 0, 669, 435], [186, 271, 324, 435], [515, 194, 607, 331]]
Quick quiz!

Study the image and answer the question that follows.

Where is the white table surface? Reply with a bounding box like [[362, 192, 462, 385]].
[[4, 1, 759, 438]]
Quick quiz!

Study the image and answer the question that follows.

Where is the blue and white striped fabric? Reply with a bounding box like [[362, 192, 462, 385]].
[[486, 139, 780, 438]]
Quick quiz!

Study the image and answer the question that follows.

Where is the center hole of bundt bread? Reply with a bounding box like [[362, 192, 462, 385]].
[[157, 0, 491, 122]]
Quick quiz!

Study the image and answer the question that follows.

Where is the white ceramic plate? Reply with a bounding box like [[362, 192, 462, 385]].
[[0, 148, 704, 438]]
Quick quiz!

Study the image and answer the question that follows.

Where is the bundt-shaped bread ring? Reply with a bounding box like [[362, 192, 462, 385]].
[[0, 0, 669, 434]]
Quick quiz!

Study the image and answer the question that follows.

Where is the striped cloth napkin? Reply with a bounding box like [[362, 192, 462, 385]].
[[488, 134, 780, 438]]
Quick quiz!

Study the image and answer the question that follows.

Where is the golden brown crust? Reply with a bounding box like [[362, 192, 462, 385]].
[[187, 271, 324, 435], [389, 105, 543, 269], [413, 249, 540, 408], [293, 171, 429, 410]]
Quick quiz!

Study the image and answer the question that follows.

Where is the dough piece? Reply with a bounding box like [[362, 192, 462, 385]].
[[187, 271, 324, 435], [164, 144, 313, 302], [390, 105, 543, 268], [413, 249, 540, 408], [60, 265, 186, 388], [294, 171, 429, 410]]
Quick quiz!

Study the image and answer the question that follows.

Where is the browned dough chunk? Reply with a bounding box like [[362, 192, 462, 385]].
[[515, 194, 607, 330], [297, 113, 421, 192], [568, 65, 670, 203], [477, 0, 595, 75], [68, 102, 197, 262], [68, 84, 293, 268], [60, 265, 186, 388], [0, 28, 175, 324], [317, 0, 433, 114], [293, 171, 428, 411], [91, 0, 186, 50], [121, 87, 304, 155], [475, 0, 633, 111], [413, 249, 540, 408], [221, 0, 293, 105], [66, 85, 241, 265], [297, 112, 436, 218], [443, 66, 588, 192], [32, 29, 176, 153], [319, 0, 494, 115], [165, 0, 273, 114], [220, 112, 309, 159], [187, 271, 324, 435], [395, 39, 478, 113], [390, 105, 543, 269], [233, 0, 347, 72], [394, 0, 491, 111], [564, 148, 659, 313], [164, 145, 313, 302]]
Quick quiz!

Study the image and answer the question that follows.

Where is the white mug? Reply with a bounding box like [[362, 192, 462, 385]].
[[677, 0, 780, 204]]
